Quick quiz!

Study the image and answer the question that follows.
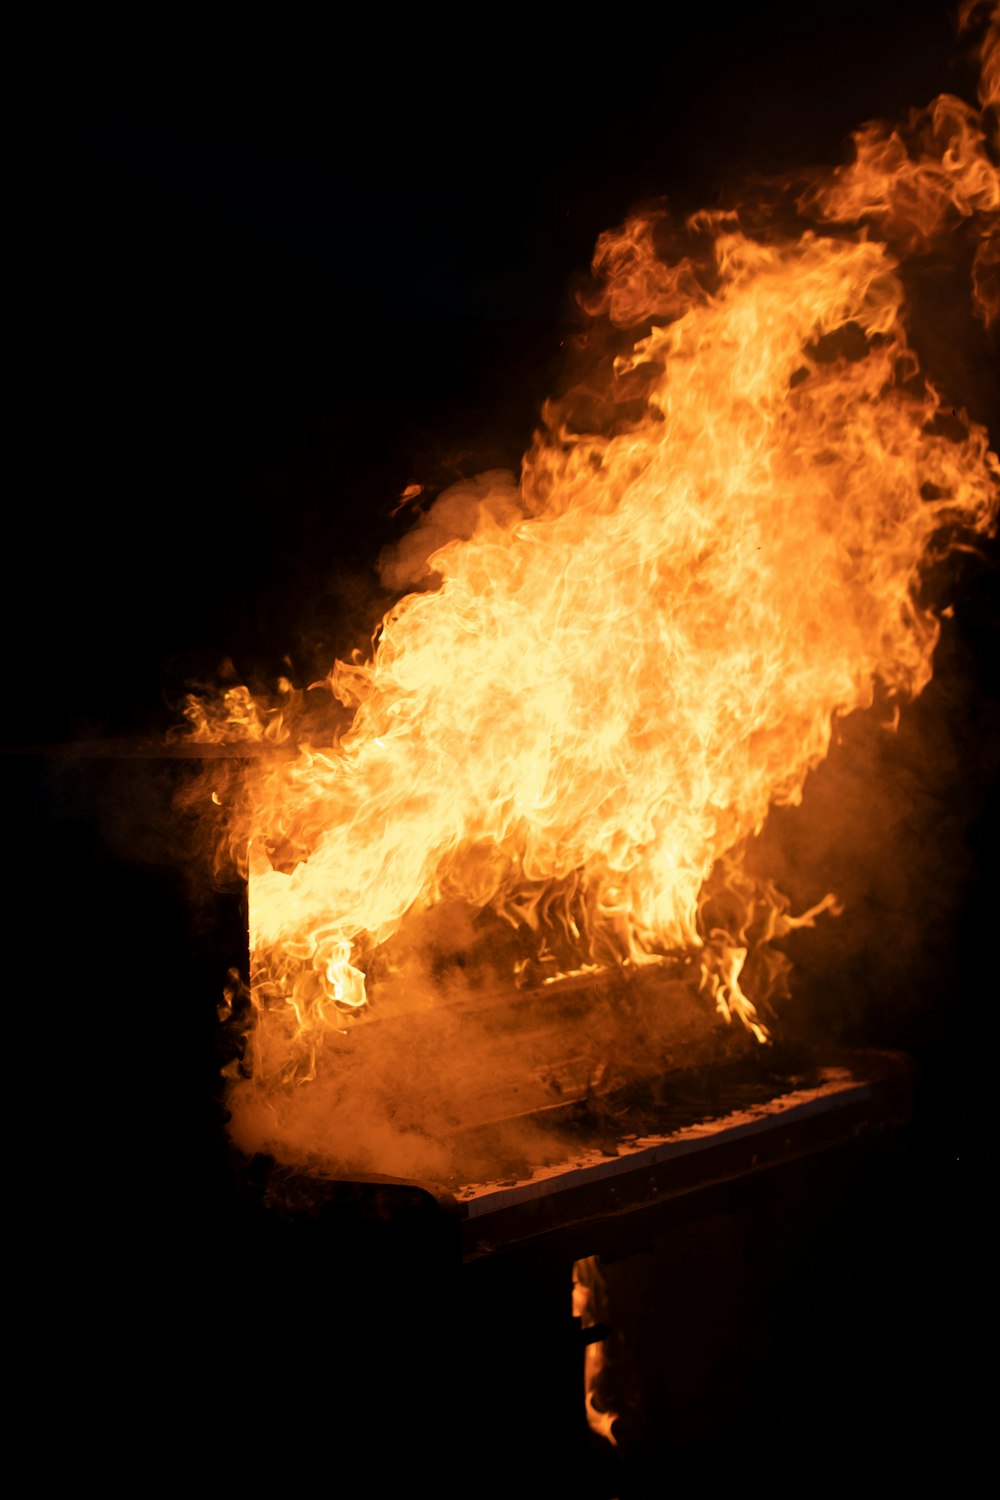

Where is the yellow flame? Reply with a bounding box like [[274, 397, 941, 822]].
[[193, 18, 999, 1132]]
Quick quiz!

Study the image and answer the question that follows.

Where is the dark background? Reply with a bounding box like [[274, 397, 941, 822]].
[[12, 0, 988, 744], [11, 3, 998, 1490]]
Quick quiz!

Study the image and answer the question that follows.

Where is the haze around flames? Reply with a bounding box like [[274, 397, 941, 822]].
[[188, 7, 999, 1169]]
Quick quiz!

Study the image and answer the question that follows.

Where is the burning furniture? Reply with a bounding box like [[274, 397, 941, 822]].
[[32, 10, 993, 1493], [191, 11, 996, 1224]]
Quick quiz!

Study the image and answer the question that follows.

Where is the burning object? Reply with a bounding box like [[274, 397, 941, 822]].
[[188, 8, 999, 1184]]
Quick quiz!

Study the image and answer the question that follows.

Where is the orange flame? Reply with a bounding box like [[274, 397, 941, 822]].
[[573, 1256, 620, 1446], [191, 14, 999, 1162]]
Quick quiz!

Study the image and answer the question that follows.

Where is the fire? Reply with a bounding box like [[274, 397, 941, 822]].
[[573, 1256, 620, 1447], [191, 12, 999, 1170]]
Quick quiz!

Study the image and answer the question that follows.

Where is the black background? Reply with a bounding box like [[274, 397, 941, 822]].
[[11, 3, 999, 1489], [12, 0, 985, 744]]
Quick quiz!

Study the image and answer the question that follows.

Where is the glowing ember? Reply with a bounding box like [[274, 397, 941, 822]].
[[190, 11, 998, 1171]]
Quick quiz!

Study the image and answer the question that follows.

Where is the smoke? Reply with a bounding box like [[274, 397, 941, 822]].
[[225, 955, 759, 1183], [377, 471, 526, 592], [180, 5, 999, 1180]]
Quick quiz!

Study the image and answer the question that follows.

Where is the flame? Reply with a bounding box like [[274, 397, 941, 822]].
[[573, 1256, 620, 1447], [191, 13, 999, 1164]]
